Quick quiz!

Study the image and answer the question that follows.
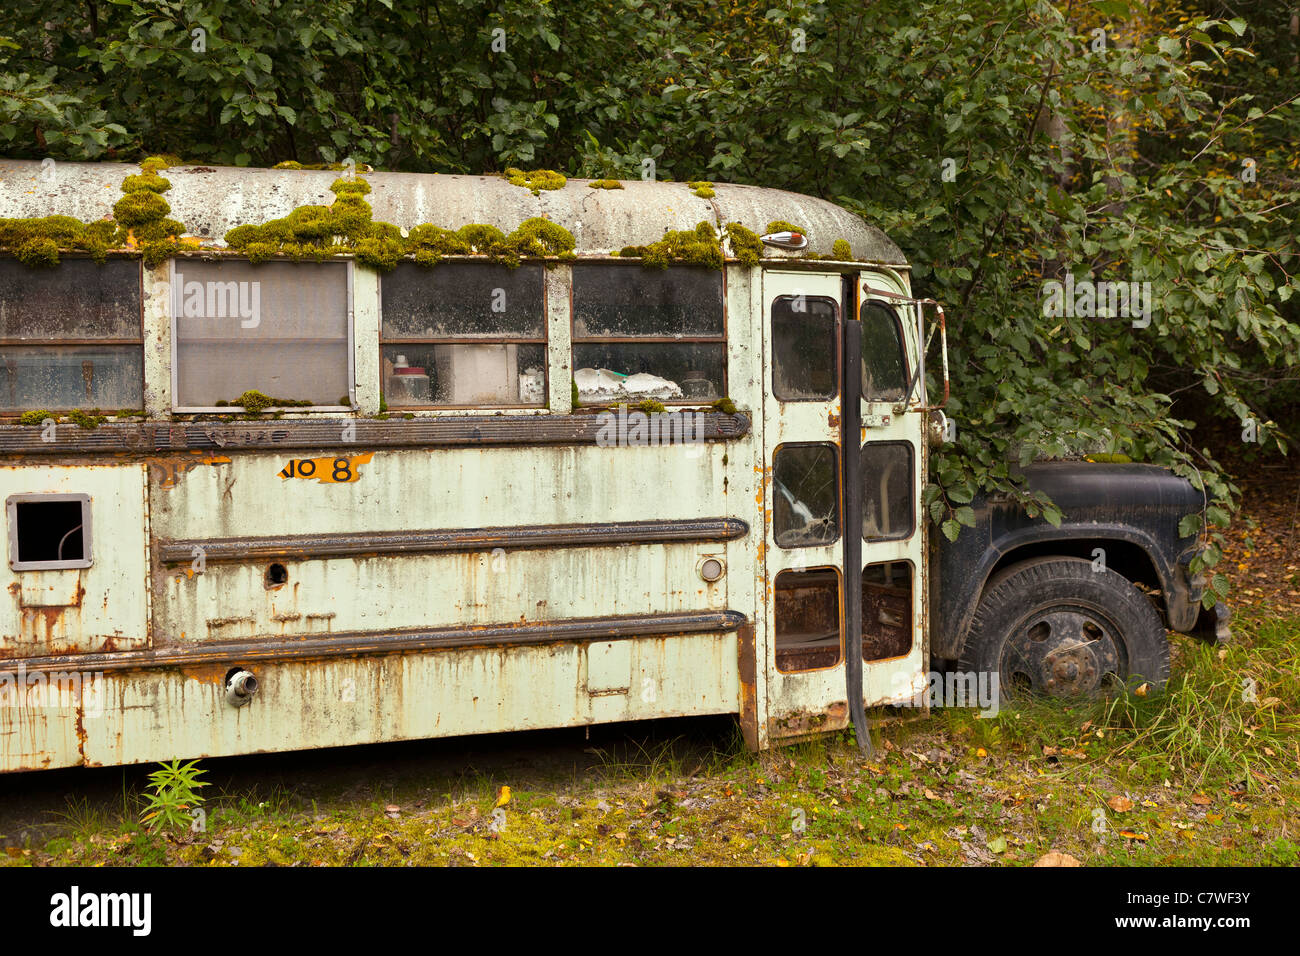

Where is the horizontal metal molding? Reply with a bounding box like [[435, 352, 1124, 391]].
[[0, 412, 751, 455], [1, 609, 750, 674], [156, 518, 750, 565]]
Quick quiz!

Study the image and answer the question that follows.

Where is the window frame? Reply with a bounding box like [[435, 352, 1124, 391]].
[[169, 256, 355, 414], [7, 493, 93, 571], [770, 292, 841, 403], [569, 259, 728, 405], [0, 255, 145, 415], [378, 259, 549, 411]]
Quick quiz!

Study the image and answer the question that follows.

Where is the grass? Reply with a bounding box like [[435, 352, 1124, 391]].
[[2, 608, 1296, 867]]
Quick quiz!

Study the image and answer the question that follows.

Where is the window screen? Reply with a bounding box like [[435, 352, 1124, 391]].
[[772, 295, 838, 401], [571, 263, 725, 403], [172, 259, 350, 409], [0, 258, 142, 411], [380, 261, 546, 407]]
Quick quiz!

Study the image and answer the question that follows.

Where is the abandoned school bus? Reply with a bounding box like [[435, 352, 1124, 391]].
[[0, 159, 1226, 772]]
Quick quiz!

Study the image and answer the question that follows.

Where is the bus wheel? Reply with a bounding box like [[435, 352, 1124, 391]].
[[958, 557, 1169, 700]]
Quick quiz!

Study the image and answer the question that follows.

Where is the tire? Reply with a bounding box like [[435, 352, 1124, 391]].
[[958, 557, 1169, 700]]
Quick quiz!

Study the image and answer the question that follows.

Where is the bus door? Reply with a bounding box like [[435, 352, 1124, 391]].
[[760, 269, 927, 744]]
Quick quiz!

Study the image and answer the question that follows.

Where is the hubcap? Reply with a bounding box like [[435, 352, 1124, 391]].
[[1000, 607, 1124, 698]]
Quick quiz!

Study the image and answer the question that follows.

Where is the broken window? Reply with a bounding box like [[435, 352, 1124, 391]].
[[772, 295, 838, 400], [381, 262, 547, 407], [773, 443, 840, 548], [775, 567, 842, 672], [862, 561, 913, 661], [7, 494, 92, 570], [861, 441, 914, 541], [571, 263, 725, 403], [0, 258, 143, 411], [860, 301, 908, 402], [172, 259, 351, 410]]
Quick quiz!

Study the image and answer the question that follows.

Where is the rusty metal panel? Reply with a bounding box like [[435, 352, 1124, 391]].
[[0, 464, 148, 660], [0, 632, 741, 771]]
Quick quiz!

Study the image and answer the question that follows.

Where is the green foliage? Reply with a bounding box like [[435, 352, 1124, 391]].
[[68, 408, 105, 429], [724, 222, 763, 265], [618, 221, 723, 269], [831, 239, 852, 260], [764, 220, 803, 235], [687, 180, 715, 198], [635, 398, 666, 413], [711, 397, 737, 415], [139, 759, 208, 834], [16, 409, 54, 425]]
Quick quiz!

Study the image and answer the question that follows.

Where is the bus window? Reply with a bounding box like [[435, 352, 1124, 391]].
[[571, 263, 725, 403], [381, 261, 547, 407], [861, 441, 914, 541], [772, 295, 838, 400], [172, 259, 350, 410], [862, 561, 913, 661], [860, 301, 908, 402], [775, 567, 842, 672], [0, 258, 143, 411], [773, 442, 840, 548]]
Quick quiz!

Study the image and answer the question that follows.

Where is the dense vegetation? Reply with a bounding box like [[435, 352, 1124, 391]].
[[2, 0, 1298, 604]]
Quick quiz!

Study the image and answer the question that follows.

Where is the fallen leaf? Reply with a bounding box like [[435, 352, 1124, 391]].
[[1107, 795, 1134, 813], [987, 836, 1008, 854], [1033, 851, 1081, 867], [1190, 793, 1211, 806], [976, 748, 988, 757], [923, 788, 940, 800], [494, 786, 512, 809]]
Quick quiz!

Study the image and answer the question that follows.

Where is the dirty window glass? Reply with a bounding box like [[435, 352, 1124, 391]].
[[571, 263, 725, 404], [382, 261, 544, 339], [772, 295, 838, 401], [863, 561, 913, 661], [172, 259, 350, 409], [572, 263, 723, 337], [7, 494, 92, 571], [773, 443, 840, 548], [0, 258, 143, 410], [775, 567, 842, 673], [860, 302, 908, 402], [861, 442, 914, 541], [380, 262, 547, 407], [382, 344, 547, 407], [0, 258, 141, 340]]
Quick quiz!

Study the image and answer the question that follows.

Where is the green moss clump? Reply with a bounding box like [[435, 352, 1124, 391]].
[[711, 397, 737, 415], [120, 173, 172, 194], [635, 399, 666, 413], [331, 177, 371, 195], [273, 160, 305, 170], [140, 155, 183, 174], [623, 221, 722, 270], [831, 238, 853, 260], [724, 223, 762, 266], [273, 160, 353, 171], [687, 181, 715, 198], [17, 409, 55, 426], [508, 217, 575, 258], [15, 237, 60, 268], [355, 236, 405, 270], [113, 189, 171, 228], [231, 390, 312, 414], [588, 179, 624, 190], [504, 168, 567, 195], [69, 408, 105, 429], [571, 378, 581, 409], [458, 223, 510, 256], [765, 219, 805, 235]]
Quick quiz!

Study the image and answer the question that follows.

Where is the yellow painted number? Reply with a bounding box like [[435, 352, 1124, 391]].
[[279, 452, 373, 484]]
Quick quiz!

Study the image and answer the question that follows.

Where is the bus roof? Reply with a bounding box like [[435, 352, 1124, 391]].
[[0, 159, 908, 266]]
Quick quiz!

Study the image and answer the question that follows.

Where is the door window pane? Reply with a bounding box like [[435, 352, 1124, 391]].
[[860, 301, 908, 402], [775, 567, 842, 672], [773, 442, 840, 548], [772, 295, 837, 400], [861, 441, 914, 540], [863, 561, 913, 661]]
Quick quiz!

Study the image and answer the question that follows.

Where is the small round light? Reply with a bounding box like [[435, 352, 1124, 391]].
[[699, 557, 724, 582]]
